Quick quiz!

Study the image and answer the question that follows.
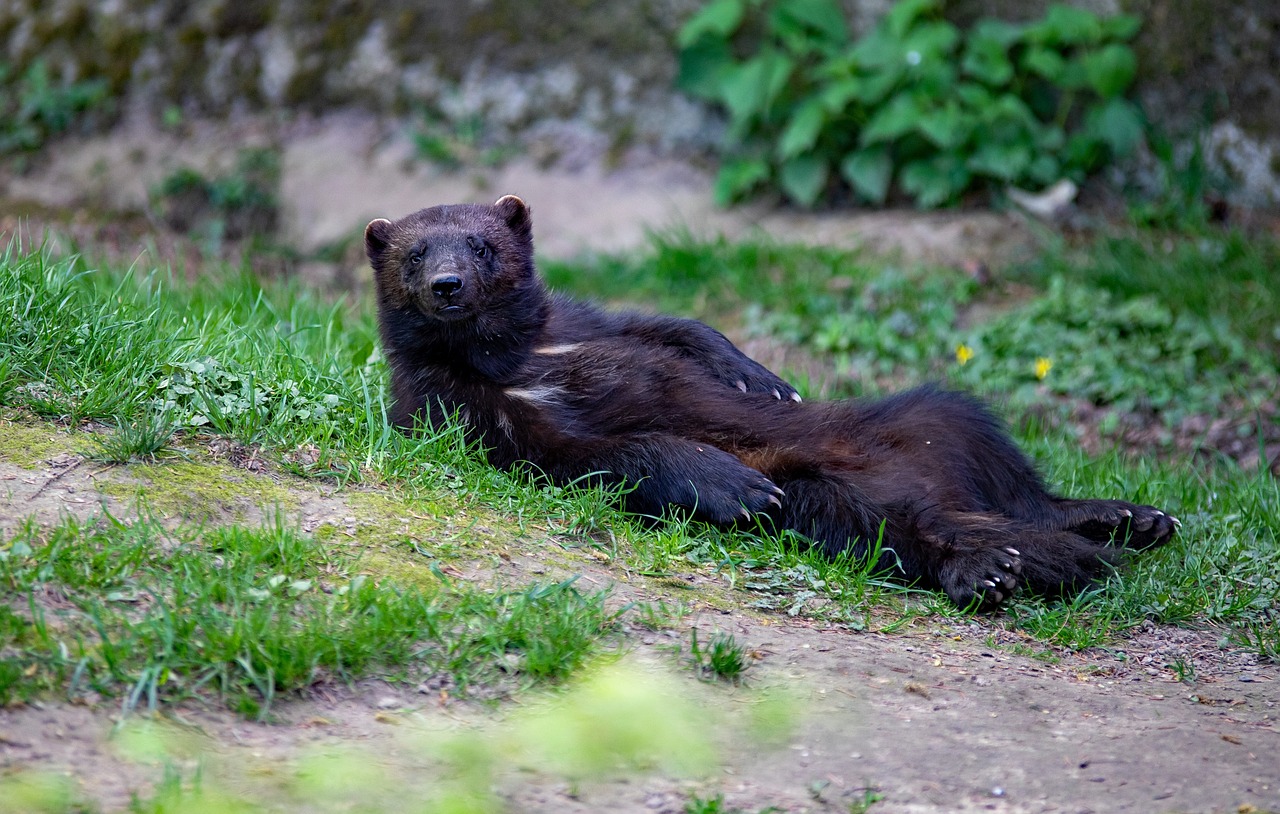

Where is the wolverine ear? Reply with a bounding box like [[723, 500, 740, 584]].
[[364, 218, 394, 261], [493, 195, 531, 238]]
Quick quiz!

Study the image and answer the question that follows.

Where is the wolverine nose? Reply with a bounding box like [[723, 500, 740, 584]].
[[430, 274, 463, 299]]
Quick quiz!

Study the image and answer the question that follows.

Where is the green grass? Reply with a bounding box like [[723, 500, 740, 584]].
[[1, 224, 1279, 716], [0, 510, 621, 717], [687, 629, 749, 683]]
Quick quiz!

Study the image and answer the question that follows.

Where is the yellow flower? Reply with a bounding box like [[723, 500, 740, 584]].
[[955, 343, 974, 366], [1034, 357, 1053, 380]]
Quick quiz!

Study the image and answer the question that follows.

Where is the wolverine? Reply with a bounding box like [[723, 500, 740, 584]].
[[365, 195, 1177, 610]]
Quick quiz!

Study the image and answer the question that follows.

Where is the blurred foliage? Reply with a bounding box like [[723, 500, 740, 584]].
[[0, 60, 109, 158], [151, 148, 282, 246], [677, 0, 1143, 207]]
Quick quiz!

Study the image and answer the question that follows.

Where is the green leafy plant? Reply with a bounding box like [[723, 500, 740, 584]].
[[953, 277, 1276, 426], [152, 148, 281, 243], [154, 356, 343, 442], [0, 59, 109, 156], [411, 108, 515, 170], [677, 0, 1144, 207]]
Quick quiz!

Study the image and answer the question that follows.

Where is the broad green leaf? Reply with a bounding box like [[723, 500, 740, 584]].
[[955, 81, 995, 109], [720, 51, 793, 126], [900, 155, 968, 208], [1022, 46, 1066, 81], [972, 18, 1025, 47], [916, 102, 972, 149], [840, 147, 893, 204], [819, 77, 864, 112], [1058, 57, 1090, 91], [1027, 153, 1061, 186], [903, 20, 961, 60], [1088, 97, 1144, 156], [987, 94, 1037, 128], [676, 38, 736, 99], [713, 157, 771, 205], [772, 0, 849, 47], [962, 29, 1015, 86], [761, 50, 795, 110], [1100, 13, 1141, 41], [677, 0, 746, 47], [885, 0, 940, 39], [849, 27, 900, 71], [1034, 123, 1066, 152], [779, 155, 830, 206], [967, 142, 1032, 181], [1030, 4, 1103, 46], [778, 99, 827, 159], [1082, 43, 1137, 98], [851, 65, 903, 105], [1063, 131, 1104, 174], [860, 93, 920, 145]]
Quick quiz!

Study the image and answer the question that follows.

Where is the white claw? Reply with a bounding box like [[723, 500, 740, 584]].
[[1154, 510, 1165, 517], [983, 580, 997, 588], [1003, 547, 1021, 557], [1171, 516, 1182, 527], [767, 495, 782, 509], [772, 388, 781, 399], [790, 392, 803, 403], [735, 380, 748, 393], [1121, 509, 1132, 517]]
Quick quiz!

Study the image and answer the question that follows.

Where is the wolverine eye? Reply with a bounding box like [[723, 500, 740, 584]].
[[407, 251, 423, 266], [467, 236, 488, 259]]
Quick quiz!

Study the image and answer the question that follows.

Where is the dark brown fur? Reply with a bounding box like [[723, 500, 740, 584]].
[[365, 196, 1178, 610]]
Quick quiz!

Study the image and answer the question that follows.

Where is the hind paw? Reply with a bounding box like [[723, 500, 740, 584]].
[[1123, 505, 1178, 549], [940, 547, 1023, 611], [1068, 500, 1178, 550]]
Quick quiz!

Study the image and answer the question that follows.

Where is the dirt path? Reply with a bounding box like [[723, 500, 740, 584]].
[[2, 428, 1278, 813]]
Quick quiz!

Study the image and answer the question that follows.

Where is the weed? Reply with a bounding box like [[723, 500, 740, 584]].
[[1169, 654, 1196, 682], [685, 793, 784, 814], [1231, 614, 1280, 664], [0, 59, 109, 157], [847, 784, 886, 813], [688, 628, 749, 683], [411, 108, 515, 170], [630, 600, 690, 631], [88, 408, 178, 464], [152, 148, 281, 247]]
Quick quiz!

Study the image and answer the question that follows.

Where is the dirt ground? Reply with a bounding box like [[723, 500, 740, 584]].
[[1, 430, 1277, 814]]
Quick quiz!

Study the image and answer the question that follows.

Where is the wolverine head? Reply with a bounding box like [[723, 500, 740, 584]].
[[365, 195, 535, 324]]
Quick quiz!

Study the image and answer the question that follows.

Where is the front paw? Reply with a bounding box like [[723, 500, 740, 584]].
[[690, 465, 784, 525], [729, 364, 802, 403], [654, 446, 783, 525]]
